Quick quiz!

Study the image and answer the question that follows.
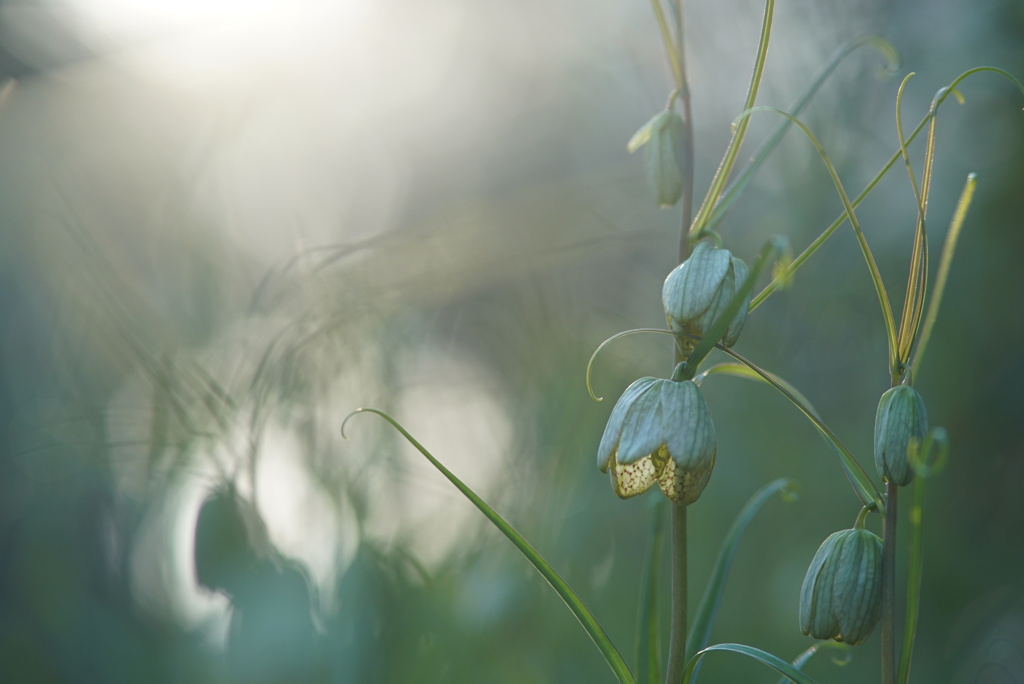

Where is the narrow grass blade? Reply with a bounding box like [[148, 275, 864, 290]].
[[733, 105, 899, 378], [751, 66, 1024, 314], [699, 363, 819, 419], [682, 643, 820, 684], [777, 642, 852, 684], [690, 0, 774, 238], [342, 408, 636, 684], [686, 479, 797, 661], [898, 428, 949, 684], [910, 174, 976, 375], [706, 37, 898, 232], [709, 348, 884, 510]]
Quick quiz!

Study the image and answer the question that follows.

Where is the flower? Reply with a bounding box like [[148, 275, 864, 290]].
[[662, 241, 750, 357], [874, 384, 928, 486], [596, 376, 716, 505], [799, 527, 883, 645]]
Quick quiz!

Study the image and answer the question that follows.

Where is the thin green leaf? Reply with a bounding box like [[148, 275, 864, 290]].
[[649, 0, 683, 91], [710, 347, 884, 510], [735, 106, 900, 377], [706, 37, 899, 232], [909, 174, 976, 376], [341, 409, 636, 684], [683, 643, 820, 684], [898, 428, 949, 684], [897, 467, 926, 684], [894, 73, 935, 372], [698, 363, 819, 419], [777, 643, 852, 684], [689, 0, 774, 238], [686, 479, 797, 662], [751, 66, 1024, 314], [636, 502, 666, 684]]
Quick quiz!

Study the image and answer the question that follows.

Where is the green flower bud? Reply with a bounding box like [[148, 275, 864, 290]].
[[799, 528, 883, 645], [874, 385, 928, 486], [596, 376, 716, 505], [662, 241, 750, 356], [632, 110, 685, 208]]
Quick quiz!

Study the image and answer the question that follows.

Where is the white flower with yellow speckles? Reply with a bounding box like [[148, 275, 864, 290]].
[[596, 376, 716, 506]]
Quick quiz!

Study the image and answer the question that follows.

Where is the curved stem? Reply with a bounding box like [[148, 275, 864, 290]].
[[706, 37, 898, 233], [665, 504, 688, 684], [734, 106, 899, 377], [714, 345, 884, 510], [751, 66, 1024, 313], [689, 0, 774, 239]]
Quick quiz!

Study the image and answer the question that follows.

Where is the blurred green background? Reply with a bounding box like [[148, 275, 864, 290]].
[[1, 0, 1023, 682]]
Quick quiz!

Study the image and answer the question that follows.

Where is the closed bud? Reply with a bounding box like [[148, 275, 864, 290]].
[[633, 110, 686, 208], [662, 241, 750, 357], [874, 385, 928, 486], [596, 376, 716, 506], [799, 527, 883, 645]]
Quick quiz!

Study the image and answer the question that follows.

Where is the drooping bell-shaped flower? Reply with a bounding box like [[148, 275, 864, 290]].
[[662, 241, 750, 357], [597, 376, 716, 506], [799, 527, 883, 645], [874, 384, 928, 487]]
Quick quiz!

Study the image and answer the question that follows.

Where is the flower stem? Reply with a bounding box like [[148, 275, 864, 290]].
[[665, 503, 688, 684], [881, 481, 898, 684]]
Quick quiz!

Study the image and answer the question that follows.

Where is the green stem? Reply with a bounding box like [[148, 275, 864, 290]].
[[689, 0, 774, 239], [669, 0, 693, 665], [881, 481, 898, 684], [665, 503, 689, 684], [734, 106, 900, 378], [342, 409, 636, 684], [909, 174, 976, 376], [750, 66, 1024, 314], [676, 1, 695, 252], [898, 476, 925, 684], [650, 0, 684, 90]]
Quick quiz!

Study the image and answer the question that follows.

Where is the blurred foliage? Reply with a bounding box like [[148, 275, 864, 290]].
[[1, 0, 1023, 682]]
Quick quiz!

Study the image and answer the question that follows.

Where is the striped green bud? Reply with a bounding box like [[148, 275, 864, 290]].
[[628, 110, 686, 208], [596, 377, 716, 506], [662, 241, 750, 357], [874, 385, 928, 486], [799, 528, 883, 645]]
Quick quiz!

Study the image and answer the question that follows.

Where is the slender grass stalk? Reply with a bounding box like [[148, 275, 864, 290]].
[[650, 0, 684, 91], [682, 644, 819, 684], [910, 174, 976, 375], [751, 66, 1024, 313], [894, 74, 933, 372], [687, 479, 796, 662], [898, 428, 948, 684], [342, 409, 636, 684], [881, 481, 898, 684], [734, 106, 900, 377], [898, 474, 926, 684], [689, 0, 775, 239], [706, 37, 899, 233]]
